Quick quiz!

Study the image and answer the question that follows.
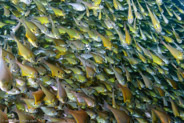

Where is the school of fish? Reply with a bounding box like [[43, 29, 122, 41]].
[[0, 0, 183, 122]]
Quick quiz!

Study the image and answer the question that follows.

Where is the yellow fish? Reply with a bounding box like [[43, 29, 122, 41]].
[[114, 26, 126, 47], [0, 47, 12, 91], [49, 15, 60, 39], [165, 77, 178, 89], [124, 23, 132, 45], [16, 109, 38, 123], [96, 32, 112, 50], [24, 23, 38, 47], [161, 12, 169, 24], [24, 20, 39, 35], [65, 108, 89, 123], [139, 71, 152, 89], [136, 51, 147, 63], [172, 26, 182, 43], [2, 49, 15, 62], [122, 64, 131, 82], [91, 52, 104, 64], [139, 26, 146, 40], [162, 41, 183, 60], [145, 3, 162, 33], [32, 89, 44, 105], [51, 7, 65, 17], [12, 35, 35, 62], [0, 109, 8, 122], [44, 61, 65, 79], [137, 0, 147, 16], [16, 61, 38, 78], [85, 65, 95, 79], [127, 0, 133, 24], [40, 84, 57, 106], [22, 98, 38, 113], [162, 35, 173, 43], [173, 10, 181, 21], [57, 78, 67, 103], [152, 109, 171, 123], [33, 0, 46, 14], [111, 65, 125, 85], [154, 86, 165, 97], [94, 0, 101, 6], [164, 4, 173, 17], [173, 4, 184, 14], [132, 0, 142, 20], [170, 98, 180, 117], [148, 51, 164, 66], [118, 84, 132, 103], [156, 0, 162, 5], [113, 0, 123, 10], [104, 101, 131, 123], [34, 16, 49, 24]]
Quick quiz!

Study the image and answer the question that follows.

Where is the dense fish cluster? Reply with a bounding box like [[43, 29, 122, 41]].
[[0, 0, 184, 122]]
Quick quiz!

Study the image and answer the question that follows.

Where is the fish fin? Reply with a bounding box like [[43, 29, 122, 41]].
[[43, 114, 50, 120], [4, 107, 7, 114]]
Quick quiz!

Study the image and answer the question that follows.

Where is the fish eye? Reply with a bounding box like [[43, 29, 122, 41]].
[[156, 24, 160, 29], [10, 85, 13, 89]]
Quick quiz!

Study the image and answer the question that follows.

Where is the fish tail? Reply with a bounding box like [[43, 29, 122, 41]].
[[144, 1, 150, 11], [144, 0, 148, 4], [124, 22, 127, 28], [121, 63, 125, 69], [10, 15, 20, 21], [47, 3, 52, 8], [109, 64, 114, 70], [76, 0, 83, 3], [63, 107, 70, 114], [129, 0, 132, 5], [48, 15, 53, 25], [161, 41, 166, 46], [171, 63, 177, 68], [104, 100, 110, 110], [15, 60, 21, 67], [117, 83, 128, 88], [139, 71, 143, 75], [0, 47, 2, 58], [10, 32, 17, 42], [103, 100, 108, 108]]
